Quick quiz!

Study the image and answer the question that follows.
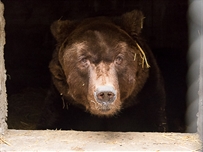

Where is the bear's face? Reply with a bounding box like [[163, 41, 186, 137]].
[[50, 10, 149, 117]]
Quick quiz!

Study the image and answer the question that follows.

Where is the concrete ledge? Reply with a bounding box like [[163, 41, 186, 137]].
[[1, 130, 202, 151]]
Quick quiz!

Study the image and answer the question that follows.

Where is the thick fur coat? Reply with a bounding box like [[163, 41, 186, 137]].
[[37, 10, 167, 132]]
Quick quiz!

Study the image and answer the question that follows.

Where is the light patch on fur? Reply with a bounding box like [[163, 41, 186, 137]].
[[90, 62, 118, 88], [115, 42, 127, 49], [74, 42, 87, 52], [62, 42, 87, 60], [94, 31, 109, 50], [113, 42, 128, 54], [87, 62, 121, 116]]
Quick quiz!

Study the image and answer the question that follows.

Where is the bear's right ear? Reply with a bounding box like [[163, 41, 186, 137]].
[[120, 10, 145, 36], [50, 20, 75, 42]]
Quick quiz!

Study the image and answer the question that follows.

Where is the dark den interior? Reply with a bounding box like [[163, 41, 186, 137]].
[[2, 0, 188, 132]]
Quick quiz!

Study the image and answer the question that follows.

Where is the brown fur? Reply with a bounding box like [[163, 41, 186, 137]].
[[38, 10, 167, 131]]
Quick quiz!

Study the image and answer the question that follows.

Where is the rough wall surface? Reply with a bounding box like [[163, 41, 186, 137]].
[[0, 1, 7, 134], [198, 19, 203, 142]]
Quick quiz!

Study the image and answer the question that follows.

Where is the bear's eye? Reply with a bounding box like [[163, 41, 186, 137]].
[[79, 57, 89, 68], [115, 56, 123, 65], [81, 58, 88, 64]]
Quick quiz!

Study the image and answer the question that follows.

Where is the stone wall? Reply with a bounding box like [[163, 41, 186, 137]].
[[0, 1, 7, 134]]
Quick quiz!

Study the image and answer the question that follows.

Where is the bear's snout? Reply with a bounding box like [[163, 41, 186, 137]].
[[94, 86, 117, 104]]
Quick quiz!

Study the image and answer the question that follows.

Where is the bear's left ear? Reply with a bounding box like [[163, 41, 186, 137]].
[[50, 20, 77, 42], [120, 10, 145, 36]]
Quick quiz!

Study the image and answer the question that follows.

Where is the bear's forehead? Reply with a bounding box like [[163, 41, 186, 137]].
[[77, 17, 121, 33], [72, 40, 129, 56], [66, 18, 133, 43], [67, 24, 135, 52], [62, 20, 137, 62]]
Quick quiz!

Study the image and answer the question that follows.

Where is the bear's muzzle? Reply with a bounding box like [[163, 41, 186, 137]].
[[94, 86, 117, 103], [94, 85, 117, 111]]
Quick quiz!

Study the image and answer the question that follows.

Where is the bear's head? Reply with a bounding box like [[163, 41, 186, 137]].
[[49, 10, 150, 116]]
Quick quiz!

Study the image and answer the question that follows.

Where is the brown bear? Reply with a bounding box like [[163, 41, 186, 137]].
[[37, 10, 167, 132]]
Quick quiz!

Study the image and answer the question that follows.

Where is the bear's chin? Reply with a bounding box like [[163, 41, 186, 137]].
[[88, 100, 121, 117]]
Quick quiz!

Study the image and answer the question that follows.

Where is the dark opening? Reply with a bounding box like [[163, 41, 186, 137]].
[[2, 0, 188, 132]]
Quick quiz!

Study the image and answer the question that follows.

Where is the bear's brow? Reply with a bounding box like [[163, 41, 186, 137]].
[[74, 42, 87, 50]]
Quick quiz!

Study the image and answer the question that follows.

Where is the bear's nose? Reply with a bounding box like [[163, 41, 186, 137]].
[[94, 86, 117, 104]]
